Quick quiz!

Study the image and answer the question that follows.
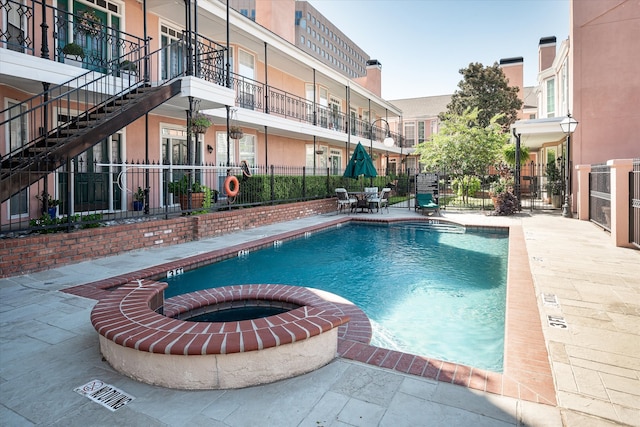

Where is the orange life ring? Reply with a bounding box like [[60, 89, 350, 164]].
[[224, 175, 239, 197]]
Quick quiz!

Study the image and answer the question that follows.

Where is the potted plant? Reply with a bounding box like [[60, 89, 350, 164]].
[[168, 175, 206, 211], [133, 186, 145, 211], [62, 42, 84, 66], [36, 191, 61, 218], [545, 161, 563, 208], [119, 60, 137, 81], [501, 143, 531, 166], [191, 114, 213, 134], [489, 177, 513, 208], [229, 125, 243, 139]]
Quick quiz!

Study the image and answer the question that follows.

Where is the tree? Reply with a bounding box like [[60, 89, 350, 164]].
[[441, 62, 523, 131], [414, 108, 508, 202]]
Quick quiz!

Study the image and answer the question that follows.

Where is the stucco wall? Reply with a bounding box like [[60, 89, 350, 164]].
[[572, 0, 640, 165]]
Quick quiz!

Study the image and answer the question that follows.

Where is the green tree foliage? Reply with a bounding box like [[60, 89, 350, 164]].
[[441, 62, 523, 131], [415, 108, 508, 202]]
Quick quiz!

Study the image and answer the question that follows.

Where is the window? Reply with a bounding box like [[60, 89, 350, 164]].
[[239, 135, 255, 165], [161, 24, 184, 80], [306, 144, 327, 170], [546, 78, 555, 118], [6, 100, 28, 217], [239, 50, 255, 109], [404, 122, 415, 147], [418, 121, 425, 143], [214, 131, 256, 164], [6, 0, 27, 52]]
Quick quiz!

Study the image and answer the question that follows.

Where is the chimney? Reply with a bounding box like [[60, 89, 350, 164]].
[[363, 59, 382, 98], [538, 36, 557, 72], [499, 57, 524, 118]]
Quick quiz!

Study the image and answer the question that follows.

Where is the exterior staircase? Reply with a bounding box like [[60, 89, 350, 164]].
[[0, 79, 181, 203]]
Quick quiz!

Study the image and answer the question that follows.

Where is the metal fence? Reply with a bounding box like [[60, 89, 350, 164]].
[[1, 161, 410, 236], [589, 163, 611, 231], [631, 159, 640, 249], [2, 160, 570, 236]]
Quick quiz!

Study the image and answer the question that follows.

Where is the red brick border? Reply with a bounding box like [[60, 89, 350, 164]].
[[91, 283, 352, 355], [0, 198, 335, 278]]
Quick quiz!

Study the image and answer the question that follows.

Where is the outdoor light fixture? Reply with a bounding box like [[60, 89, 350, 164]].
[[559, 113, 579, 218], [207, 144, 214, 154], [369, 118, 395, 157]]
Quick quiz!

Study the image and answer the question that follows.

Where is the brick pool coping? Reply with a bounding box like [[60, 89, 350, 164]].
[[63, 217, 556, 405], [91, 282, 355, 355]]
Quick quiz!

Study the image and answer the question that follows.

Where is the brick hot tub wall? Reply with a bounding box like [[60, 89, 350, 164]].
[[91, 281, 356, 389]]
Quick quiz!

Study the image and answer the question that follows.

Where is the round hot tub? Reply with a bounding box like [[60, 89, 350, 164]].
[[175, 299, 301, 323], [91, 282, 355, 390]]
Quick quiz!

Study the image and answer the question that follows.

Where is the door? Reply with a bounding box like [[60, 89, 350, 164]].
[[73, 141, 110, 212], [162, 128, 202, 205], [73, 3, 108, 71], [161, 23, 184, 81]]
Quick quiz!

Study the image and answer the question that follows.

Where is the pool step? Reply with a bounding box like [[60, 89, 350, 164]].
[[403, 222, 466, 234]]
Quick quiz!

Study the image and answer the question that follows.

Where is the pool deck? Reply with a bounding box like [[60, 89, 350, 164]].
[[1, 207, 639, 426]]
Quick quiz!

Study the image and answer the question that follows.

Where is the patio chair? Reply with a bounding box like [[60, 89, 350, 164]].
[[415, 193, 440, 216], [335, 188, 356, 213], [364, 187, 378, 199], [369, 188, 391, 213]]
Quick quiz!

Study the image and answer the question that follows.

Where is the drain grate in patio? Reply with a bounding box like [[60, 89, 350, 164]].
[[74, 380, 135, 411]]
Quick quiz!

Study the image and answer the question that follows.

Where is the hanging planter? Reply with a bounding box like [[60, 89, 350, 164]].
[[229, 126, 244, 139], [191, 114, 213, 134]]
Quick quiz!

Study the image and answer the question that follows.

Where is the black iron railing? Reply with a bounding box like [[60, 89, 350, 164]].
[[1, 0, 146, 69], [226, 71, 402, 143], [589, 163, 611, 231], [631, 158, 640, 248]]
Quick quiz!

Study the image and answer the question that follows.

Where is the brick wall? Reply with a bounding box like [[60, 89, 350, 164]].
[[0, 199, 335, 278]]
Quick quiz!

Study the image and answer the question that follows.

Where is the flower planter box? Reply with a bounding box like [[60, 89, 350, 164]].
[[178, 193, 204, 210]]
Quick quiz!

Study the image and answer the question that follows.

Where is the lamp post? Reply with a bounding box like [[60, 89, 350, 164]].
[[369, 118, 395, 156], [559, 113, 579, 218]]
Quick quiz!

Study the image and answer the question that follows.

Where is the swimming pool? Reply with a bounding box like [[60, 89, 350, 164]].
[[164, 221, 509, 372]]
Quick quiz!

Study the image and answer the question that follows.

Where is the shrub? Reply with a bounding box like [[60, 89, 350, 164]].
[[451, 175, 481, 198]]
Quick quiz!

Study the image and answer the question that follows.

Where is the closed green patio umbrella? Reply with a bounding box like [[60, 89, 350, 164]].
[[343, 142, 377, 179]]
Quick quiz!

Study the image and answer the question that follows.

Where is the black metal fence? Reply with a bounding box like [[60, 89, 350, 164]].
[[1, 160, 570, 236], [589, 163, 611, 231], [0, 161, 407, 236], [631, 159, 640, 249]]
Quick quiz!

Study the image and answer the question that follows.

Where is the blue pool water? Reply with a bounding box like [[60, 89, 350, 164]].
[[165, 222, 509, 372]]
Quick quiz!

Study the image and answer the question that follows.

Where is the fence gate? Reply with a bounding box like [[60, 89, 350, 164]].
[[589, 163, 611, 231], [631, 159, 640, 249]]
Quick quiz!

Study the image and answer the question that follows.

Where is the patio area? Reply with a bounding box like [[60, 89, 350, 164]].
[[0, 207, 638, 426]]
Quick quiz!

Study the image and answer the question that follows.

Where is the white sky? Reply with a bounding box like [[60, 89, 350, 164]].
[[308, 0, 570, 100]]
